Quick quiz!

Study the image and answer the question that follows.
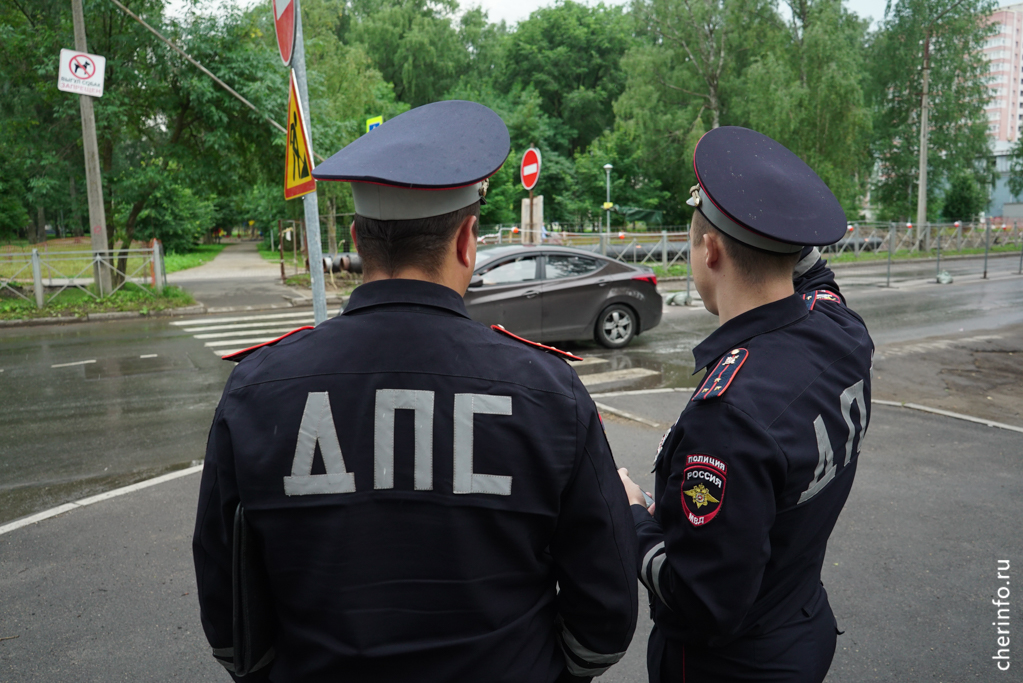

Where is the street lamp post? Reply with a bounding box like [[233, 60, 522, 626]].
[[916, 0, 968, 251], [604, 163, 613, 234]]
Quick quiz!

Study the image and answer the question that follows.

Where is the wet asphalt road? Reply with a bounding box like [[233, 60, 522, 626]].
[[1, 254, 1021, 525]]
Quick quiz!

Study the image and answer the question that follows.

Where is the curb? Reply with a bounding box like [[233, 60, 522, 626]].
[[0, 303, 210, 327]]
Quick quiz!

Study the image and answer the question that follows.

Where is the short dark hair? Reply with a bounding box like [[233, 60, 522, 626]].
[[354, 201, 480, 277], [690, 210, 800, 286]]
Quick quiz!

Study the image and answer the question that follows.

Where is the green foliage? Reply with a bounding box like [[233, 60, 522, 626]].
[[497, 1, 633, 155], [941, 170, 987, 221], [345, 0, 467, 107], [0, 285, 194, 320], [163, 244, 227, 273], [737, 0, 872, 216], [1008, 136, 1023, 200], [867, 0, 996, 222]]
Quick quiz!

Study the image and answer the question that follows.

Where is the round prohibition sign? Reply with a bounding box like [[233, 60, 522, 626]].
[[68, 54, 96, 80]]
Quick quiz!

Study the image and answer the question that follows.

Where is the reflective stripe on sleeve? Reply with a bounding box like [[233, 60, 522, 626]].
[[556, 615, 627, 677], [640, 541, 670, 608]]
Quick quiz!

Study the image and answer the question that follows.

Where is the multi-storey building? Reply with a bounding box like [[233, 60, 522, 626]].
[[985, 4, 1023, 217]]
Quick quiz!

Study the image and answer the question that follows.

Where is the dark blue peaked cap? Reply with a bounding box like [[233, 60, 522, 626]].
[[688, 127, 847, 253], [312, 100, 510, 221]]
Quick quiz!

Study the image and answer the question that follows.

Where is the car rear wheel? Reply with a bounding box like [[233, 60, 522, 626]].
[[595, 304, 636, 349]]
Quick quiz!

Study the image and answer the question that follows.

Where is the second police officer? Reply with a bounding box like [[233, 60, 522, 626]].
[[192, 101, 638, 682], [620, 127, 874, 683]]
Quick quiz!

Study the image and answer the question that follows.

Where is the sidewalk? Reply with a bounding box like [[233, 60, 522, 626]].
[[1, 389, 1019, 682], [168, 241, 298, 312]]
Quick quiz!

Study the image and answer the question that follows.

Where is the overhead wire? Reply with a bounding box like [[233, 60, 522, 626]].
[[105, 0, 326, 162]]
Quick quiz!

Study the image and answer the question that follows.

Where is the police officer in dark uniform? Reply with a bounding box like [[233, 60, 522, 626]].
[[618, 127, 873, 683], [193, 100, 638, 683]]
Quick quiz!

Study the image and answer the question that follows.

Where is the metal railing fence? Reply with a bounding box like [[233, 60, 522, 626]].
[[0, 242, 166, 309]]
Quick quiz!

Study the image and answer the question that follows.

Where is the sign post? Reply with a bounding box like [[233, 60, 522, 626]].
[[278, 0, 327, 325], [520, 148, 541, 244], [68, 0, 111, 296]]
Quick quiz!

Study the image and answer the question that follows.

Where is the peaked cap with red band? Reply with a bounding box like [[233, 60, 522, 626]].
[[312, 100, 510, 221], [687, 127, 847, 253]]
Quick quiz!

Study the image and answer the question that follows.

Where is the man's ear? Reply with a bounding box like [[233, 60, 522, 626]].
[[703, 229, 722, 271], [349, 221, 358, 251], [455, 214, 477, 268]]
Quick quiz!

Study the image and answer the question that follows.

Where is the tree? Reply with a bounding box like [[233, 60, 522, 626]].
[[737, 0, 872, 215], [867, 0, 996, 221], [941, 169, 987, 221], [344, 0, 467, 107], [497, 1, 633, 155]]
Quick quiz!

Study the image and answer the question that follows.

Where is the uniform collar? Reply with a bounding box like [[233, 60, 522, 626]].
[[342, 278, 471, 318], [692, 294, 808, 372]]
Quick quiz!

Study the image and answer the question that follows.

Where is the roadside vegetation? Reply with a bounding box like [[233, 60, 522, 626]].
[[0, 286, 194, 321], [163, 244, 227, 273]]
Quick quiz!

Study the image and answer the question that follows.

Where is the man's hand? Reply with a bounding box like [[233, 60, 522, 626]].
[[618, 468, 654, 514]]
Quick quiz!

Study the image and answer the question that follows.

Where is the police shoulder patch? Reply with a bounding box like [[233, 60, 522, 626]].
[[692, 348, 748, 401], [682, 454, 727, 527], [802, 289, 843, 311], [222, 326, 315, 363], [490, 325, 583, 361]]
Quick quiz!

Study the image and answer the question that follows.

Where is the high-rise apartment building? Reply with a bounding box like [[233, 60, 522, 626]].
[[984, 4, 1023, 216], [984, 4, 1023, 152]]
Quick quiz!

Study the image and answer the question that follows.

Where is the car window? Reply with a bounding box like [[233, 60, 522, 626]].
[[479, 256, 538, 285], [545, 254, 602, 280]]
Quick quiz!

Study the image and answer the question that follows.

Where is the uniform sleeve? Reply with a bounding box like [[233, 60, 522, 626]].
[[633, 401, 785, 645], [192, 385, 272, 682], [793, 246, 843, 300], [547, 378, 639, 680]]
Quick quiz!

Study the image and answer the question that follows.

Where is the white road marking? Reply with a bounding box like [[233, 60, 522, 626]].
[[139, 354, 158, 359], [170, 310, 314, 326], [192, 326, 305, 340], [204, 336, 288, 348], [593, 401, 664, 428], [873, 400, 1023, 434], [182, 318, 313, 333], [0, 464, 203, 537], [51, 359, 97, 368], [175, 310, 317, 356]]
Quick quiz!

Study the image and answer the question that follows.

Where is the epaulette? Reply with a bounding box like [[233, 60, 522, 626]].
[[491, 325, 583, 361], [692, 347, 748, 401], [222, 326, 315, 363], [802, 289, 843, 311]]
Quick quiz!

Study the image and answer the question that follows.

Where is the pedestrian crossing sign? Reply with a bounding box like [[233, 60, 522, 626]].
[[284, 69, 316, 200], [366, 115, 383, 133]]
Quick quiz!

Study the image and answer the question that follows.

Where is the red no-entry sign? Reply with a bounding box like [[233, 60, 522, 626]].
[[272, 0, 296, 66], [521, 148, 541, 191]]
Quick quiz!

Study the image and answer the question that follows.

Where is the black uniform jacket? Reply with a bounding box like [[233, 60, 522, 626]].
[[633, 256, 873, 647], [193, 279, 638, 683]]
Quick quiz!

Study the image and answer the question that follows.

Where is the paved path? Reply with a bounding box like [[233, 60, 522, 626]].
[[168, 241, 297, 312], [1, 391, 1019, 682]]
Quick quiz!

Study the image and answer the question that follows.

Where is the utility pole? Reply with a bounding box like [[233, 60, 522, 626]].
[[604, 163, 613, 235], [915, 0, 968, 251], [71, 0, 110, 296], [291, 0, 328, 325]]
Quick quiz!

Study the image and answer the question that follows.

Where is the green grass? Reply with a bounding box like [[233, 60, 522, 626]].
[[0, 284, 195, 320], [826, 244, 1022, 264], [652, 263, 691, 278], [163, 244, 227, 273]]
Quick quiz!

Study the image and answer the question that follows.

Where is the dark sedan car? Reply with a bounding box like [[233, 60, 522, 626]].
[[464, 245, 662, 348]]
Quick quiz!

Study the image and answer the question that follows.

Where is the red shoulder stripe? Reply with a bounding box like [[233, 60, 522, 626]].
[[221, 326, 315, 363], [490, 325, 583, 361]]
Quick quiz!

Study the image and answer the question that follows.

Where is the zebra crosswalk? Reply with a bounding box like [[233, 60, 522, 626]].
[[172, 310, 316, 357]]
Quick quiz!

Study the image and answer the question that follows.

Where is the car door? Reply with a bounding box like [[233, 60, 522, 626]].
[[464, 254, 542, 337], [540, 253, 608, 341]]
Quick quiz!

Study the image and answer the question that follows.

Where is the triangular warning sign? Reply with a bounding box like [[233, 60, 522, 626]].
[[284, 69, 316, 200]]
